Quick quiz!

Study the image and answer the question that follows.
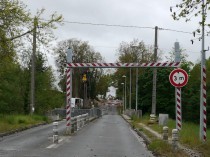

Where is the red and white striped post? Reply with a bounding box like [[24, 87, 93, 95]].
[[200, 0, 207, 142], [169, 68, 188, 131], [66, 68, 71, 132], [66, 49, 73, 134], [202, 66, 207, 141], [174, 42, 182, 131], [176, 88, 182, 130]]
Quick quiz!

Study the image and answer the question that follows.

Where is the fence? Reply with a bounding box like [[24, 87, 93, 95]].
[[124, 109, 142, 118], [48, 108, 102, 121]]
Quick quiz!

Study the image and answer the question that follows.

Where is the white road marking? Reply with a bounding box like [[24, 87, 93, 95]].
[[46, 138, 64, 149]]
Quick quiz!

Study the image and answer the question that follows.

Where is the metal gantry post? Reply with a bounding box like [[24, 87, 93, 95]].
[[175, 42, 181, 130], [200, 0, 207, 142], [66, 49, 73, 134]]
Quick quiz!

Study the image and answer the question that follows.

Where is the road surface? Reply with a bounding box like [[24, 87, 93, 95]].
[[0, 106, 154, 157]]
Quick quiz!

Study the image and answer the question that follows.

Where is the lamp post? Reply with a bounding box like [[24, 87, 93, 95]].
[[121, 83, 125, 112], [129, 68, 131, 109], [131, 45, 139, 111], [122, 75, 126, 110], [136, 68, 138, 111]]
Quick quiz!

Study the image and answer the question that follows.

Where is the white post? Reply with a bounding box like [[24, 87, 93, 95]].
[[172, 129, 179, 150], [53, 122, 59, 143], [163, 126, 169, 140]]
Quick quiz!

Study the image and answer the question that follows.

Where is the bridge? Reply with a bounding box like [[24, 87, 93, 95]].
[[0, 104, 153, 157]]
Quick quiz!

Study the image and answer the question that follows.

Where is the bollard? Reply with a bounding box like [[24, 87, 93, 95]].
[[149, 114, 156, 124], [172, 129, 179, 150], [53, 122, 59, 143], [71, 117, 76, 133], [162, 126, 169, 140], [77, 115, 81, 131]]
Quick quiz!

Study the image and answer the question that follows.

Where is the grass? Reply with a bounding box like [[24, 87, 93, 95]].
[[129, 114, 210, 156], [0, 114, 49, 133], [148, 140, 189, 157]]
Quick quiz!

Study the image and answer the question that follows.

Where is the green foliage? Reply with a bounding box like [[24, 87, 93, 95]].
[[115, 39, 154, 108], [114, 38, 210, 129], [0, 114, 48, 133], [96, 74, 112, 98], [148, 140, 188, 157], [54, 38, 104, 100], [0, 0, 64, 115], [171, 0, 209, 30]]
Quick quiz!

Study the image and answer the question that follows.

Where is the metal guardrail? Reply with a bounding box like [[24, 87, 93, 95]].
[[124, 109, 142, 118], [71, 113, 89, 133], [48, 108, 102, 121]]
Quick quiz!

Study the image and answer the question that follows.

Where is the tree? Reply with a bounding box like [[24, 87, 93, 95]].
[[170, 0, 210, 33], [115, 39, 154, 108], [0, 0, 31, 56], [95, 74, 112, 98], [0, 0, 63, 115], [54, 38, 104, 100]]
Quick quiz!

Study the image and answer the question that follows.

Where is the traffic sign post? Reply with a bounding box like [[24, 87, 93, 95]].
[[169, 68, 188, 88], [169, 68, 188, 130]]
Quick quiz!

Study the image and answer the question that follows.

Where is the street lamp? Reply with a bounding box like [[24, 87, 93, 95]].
[[122, 75, 126, 110], [131, 45, 139, 111], [129, 68, 132, 110], [121, 83, 125, 112], [136, 67, 138, 111]]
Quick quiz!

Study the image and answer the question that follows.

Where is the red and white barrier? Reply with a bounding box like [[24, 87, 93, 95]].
[[67, 62, 180, 68]]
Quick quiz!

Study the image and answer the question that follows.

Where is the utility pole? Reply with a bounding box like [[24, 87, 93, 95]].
[[30, 17, 37, 115], [151, 26, 158, 115]]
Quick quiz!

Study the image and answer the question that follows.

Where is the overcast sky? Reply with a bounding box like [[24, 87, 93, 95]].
[[22, 0, 210, 64]]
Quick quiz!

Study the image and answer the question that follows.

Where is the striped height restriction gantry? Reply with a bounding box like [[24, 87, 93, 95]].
[[176, 88, 182, 130], [67, 62, 180, 68], [66, 68, 71, 129], [203, 66, 207, 141]]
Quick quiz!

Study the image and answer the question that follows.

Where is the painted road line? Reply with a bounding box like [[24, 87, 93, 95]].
[[46, 138, 64, 149]]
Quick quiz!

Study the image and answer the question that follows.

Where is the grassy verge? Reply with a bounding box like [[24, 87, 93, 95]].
[[0, 114, 49, 133], [148, 140, 189, 157], [129, 114, 210, 156]]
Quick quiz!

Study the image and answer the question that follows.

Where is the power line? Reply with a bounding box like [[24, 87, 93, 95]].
[[159, 28, 192, 35], [39, 19, 210, 37], [52, 20, 155, 30], [60, 20, 194, 34]]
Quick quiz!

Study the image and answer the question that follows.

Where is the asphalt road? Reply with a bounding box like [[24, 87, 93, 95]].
[[0, 106, 154, 157]]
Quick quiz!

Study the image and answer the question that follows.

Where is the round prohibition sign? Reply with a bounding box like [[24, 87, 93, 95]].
[[169, 68, 188, 87]]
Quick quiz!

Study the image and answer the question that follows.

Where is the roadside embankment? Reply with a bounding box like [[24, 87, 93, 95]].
[[122, 114, 209, 157]]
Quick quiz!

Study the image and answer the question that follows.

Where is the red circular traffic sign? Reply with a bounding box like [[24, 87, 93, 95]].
[[169, 68, 188, 87]]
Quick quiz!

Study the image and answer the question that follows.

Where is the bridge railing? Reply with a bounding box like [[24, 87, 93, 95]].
[[48, 108, 102, 121]]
